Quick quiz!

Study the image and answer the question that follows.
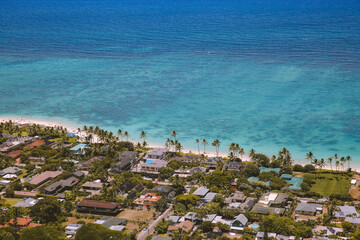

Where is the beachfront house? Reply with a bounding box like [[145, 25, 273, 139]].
[[110, 151, 139, 173], [145, 148, 167, 160], [70, 144, 89, 154]]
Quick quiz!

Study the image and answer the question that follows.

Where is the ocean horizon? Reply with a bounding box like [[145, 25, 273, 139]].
[[0, 0, 359, 166]]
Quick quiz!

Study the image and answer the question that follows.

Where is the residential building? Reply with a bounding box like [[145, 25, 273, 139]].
[[256, 232, 277, 240], [65, 223, 83, 237], [70, 144, 89, 154], [203, 192, 218, 202], [0, 166, 22, 176], [94, 216, 126, 230], [190, 167, 207, 175], [295, 203, 323, 216], [43, 176, 80, 195], [134, 159, 168, 175], [227, 162, 246, 171], [203, 158, 219, 169], [77, 200, 121, 215], [230, 214, 248, 232], [345, 217, 360, 229], [145, 148, 167, 160], [193, 187, 210, 198], [111, 151, 139, 173], [168, 220, 194, 233], [14, 191, 38, 198], [313, 226, 343, 236], [28, 170, 63, 187], [171, 155, 199, 164], [81, 156, 104, 170], [135, 192, 162, 208], [333, 205, 359, 220], [82, 180, 103, 196], [225, 191, 247, 204], [13, 198, 38, 208]]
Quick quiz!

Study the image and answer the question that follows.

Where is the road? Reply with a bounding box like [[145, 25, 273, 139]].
[[137, 204, 173, 240]]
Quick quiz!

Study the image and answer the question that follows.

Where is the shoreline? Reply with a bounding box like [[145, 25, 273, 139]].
[[1, 115, 359, 172]]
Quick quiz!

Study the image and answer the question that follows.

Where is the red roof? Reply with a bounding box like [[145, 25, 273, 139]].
[[6, 150, 22, 158], [77, 200, 120, 209], [26, 139, 45, 148], [8, 217, 33, 226]]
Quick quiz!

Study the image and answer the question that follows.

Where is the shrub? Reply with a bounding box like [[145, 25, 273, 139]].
[[293, 164, 303, 172]]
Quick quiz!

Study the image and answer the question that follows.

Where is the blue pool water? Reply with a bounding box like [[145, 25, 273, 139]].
[[145, 160, 154, 164], [0, 0, 359, 164]]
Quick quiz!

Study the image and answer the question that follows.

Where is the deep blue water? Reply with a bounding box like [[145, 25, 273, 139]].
[[0, 0, 360, 164]]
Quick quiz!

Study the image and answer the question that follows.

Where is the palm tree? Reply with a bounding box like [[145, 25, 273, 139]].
[[333, 153, 338, 166], [340, 157, 345, 172], [140, 131, 147, 143], [229, 143, 236, 155], [195, 139, 200, 155], [236, 144, 245, 158], [175, 142, 183, 153], [249, 149, 256, 160], [335, 160, 340, 172], [306, 152, 314, 163], [171, 130, 177, 141], [346, 156, 352, 170], [327, 157, 333, 171], [202, 139, 208, 153], [123, 131, 129, 141], [117, 129, 123, 141], [212, 139, 221, 157], [165, 138, 171, 151]]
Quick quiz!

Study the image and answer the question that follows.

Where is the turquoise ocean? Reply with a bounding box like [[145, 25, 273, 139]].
[[0, 0, 359, 164]]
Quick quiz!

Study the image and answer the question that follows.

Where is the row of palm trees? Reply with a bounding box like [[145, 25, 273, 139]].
[[306, 152, 352, 172]]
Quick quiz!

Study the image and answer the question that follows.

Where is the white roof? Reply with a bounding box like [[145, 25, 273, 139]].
[[259, 193, 278, 205], [109, 225, 125, 231]]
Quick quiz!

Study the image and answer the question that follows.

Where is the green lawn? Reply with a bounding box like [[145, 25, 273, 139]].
[[5, 198, 22, 206], [310, 173, 351, 196]]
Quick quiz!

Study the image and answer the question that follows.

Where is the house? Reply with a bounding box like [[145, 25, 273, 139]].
[[251, 204, 286, 215], [168, 220, 194, 233], [77, 200, 121, 215], [333, 205, 359, 220], [259, 167, 280, 174], [181, 212, 199, 222], [313, 226, 343, 236], [152, 236, 172, 240], [14, 191, 38, 198], [6, 150, 22, 158], [43, 176, 80, 195], [81, 156, 104, 170], [0, 166, 22, 176], [133, 159, 168, 175], [25, 139, 45, 148], [276, 235, 295, 240], [65, 223, 83, 237], [168, 215, 181, 223], [94, 216, 127, 230], [111, 151, 139, 173], [70, 144, 89, 154], [28, 157, 45, 165], [171, 155, 199, 164], [230, 214, 248, 232], [190, 167, 207, 175], [135, 192, 162, 208], [28, 170, 63, 187], [225, 191, 247, 204], [145, 148, 167, 160], [256, 232, 277, 240], [258, 192, 289, 207], [211, 216, 232, 226], [152, 185, 173, 195], [351, 179, 357, 186], [193, 187, 210, 198], [71, 171, 85, 179], [82, 180, 103, 196], [202, 214, 217, 222], [203, 158, 219, 169], [6, 217, 33, 229], [13, 198, 38, 208], [227, 162, 246, 171], [345, 217, 360, 229], [203, 192, 218, 202], [2, 174, 17, 179], [295, 203, 323, 216]]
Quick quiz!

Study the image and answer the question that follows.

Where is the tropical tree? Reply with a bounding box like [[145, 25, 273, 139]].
[[327, 157, 333, 171], [249, 149, 256, 160], [175, 142, 183, 153], [306, 152, 314, 163], [335, 160, 340, 172], [346, 156, 352, 170], [202, 139, 208, 153], [229, 143, 236, 156], [117, 129, 123, 141], [140, 131, 147, 143], [123, 131, 129, 141], [171, 130, 177, 141], [340, 157, 345, 172], [195, 139, 200, 155], [165, 138, 171, 151], [236, 144, 245, 158], [212, 139, 221, 157]]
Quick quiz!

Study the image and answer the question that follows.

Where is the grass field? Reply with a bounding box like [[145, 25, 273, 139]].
[[5, 198, 22, 206], [310, 173, 351, 196], [117, 209, 155, 221]]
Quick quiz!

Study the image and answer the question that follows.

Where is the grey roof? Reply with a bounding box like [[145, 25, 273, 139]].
[[345, 217, 360, 224], [202, 214, 217, 222], [295, 203, 322, 213], [184, 212, 199, 221], [142, 159, 167, 168], [1, 167, 21, 174], [334, 205, 359, 218], [233, 214, 248, 226], [13, 198, 38, 208], [168, 215, 181, 223], [152, 185, 173, 194], [228, 162, 246, 170], [151, 237, 172, 240], [96, 217, 127, 228], [203, 192, 218, 202], [190, 167, 207, 174], [193, 187, 210, 197], [65, 223, 83, 235], [256, 232, 277, 238]]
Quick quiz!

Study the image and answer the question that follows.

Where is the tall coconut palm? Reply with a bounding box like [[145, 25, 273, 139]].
[[202, 139, 208, 153], [117, 129, 123, 141], [306, 152, 314, 163], [249, 149, 256, 160], [346, 156, 352, 170], [175, 142, 183, 153], [335, 161, 340, 172], [229, 143, 236, 155], [327, 157, 333, 171], [236, 144, 245, 158], [171, 130, 177, 141], [123, 131, 129, 141], [140, 131, 147, 143], [340, 157, 345, 172], [195, 139, 200, 155], [165, 138, 171, 151], [212, 139, 221, 157]]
